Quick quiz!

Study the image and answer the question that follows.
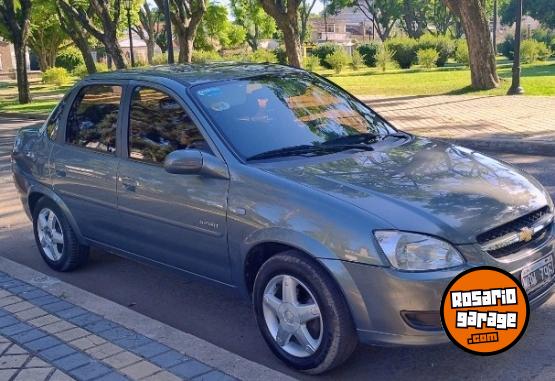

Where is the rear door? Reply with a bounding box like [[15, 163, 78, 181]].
[[116, 82, 231, 283], [51, 82, 125, 245]]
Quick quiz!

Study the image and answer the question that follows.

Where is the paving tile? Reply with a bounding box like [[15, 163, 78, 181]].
[[150, 350, 185, 368], [57, 307, 88, 320], [68, 313, 103, 327], [50, 369, 77, 381], [170, 360, 212, 379], [114, 334, 151, 350], [97, 327, 134, 342], [0, 369, 18, 380], [69, 362, 112, 381], [0, 342, 9, 354], [0, 316, 19, 328], [120, 360, 161, 379], [14, 307, 47, 321], [26, 357, 50, 368], [52, 352, 91, 371], [93, 372, 129, 381], [0, 296, 22, 308], [0, 290, 11, 299], [31, 295, 59, 307], [84, 320, 119, 334], [85, 343, 123, 360], [41, 321, 76, 334], [28, 314, 61, 328], [0, 354, 28, 369], [42, 301, 74, 314], [103, 351, 142, 369], [143, 370, 182, 381], [13, 367, 53, 381], [8, 285, 36, 295], [55, 327, 90, 342], [130, 341, 171, 358], [11, 328, 47, 344], [69, 335, 106, 351], [38, 344, 76, 361], [25, 336, 62, 352], [0, 322, 32, 336], [193, 370, 236, 381], [19, 290, 49, 301], [5, 344, 26, 355], [4, 301, 34, 313]]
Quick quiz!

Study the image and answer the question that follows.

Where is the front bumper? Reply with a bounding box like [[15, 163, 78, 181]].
[[326, 225, 555, 347]]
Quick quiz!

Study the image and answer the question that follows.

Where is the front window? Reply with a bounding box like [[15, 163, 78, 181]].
[[192, 73, 394, 160]]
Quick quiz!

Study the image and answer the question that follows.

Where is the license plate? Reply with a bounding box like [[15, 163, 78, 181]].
[[521, 255, 554, 293]]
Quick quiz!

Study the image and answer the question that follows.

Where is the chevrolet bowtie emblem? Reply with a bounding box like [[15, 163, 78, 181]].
[[518, 227, 534, 242]]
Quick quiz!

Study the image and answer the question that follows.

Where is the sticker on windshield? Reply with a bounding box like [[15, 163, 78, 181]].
[[210, 101, 230, 112], [441, 267, 530, 355], [197, 87, 222, 97]]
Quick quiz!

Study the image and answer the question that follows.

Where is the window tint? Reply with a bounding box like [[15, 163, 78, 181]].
[[66, 85, 121, 153], [45, 98, 65, 140], [128, 87, 208, 164]]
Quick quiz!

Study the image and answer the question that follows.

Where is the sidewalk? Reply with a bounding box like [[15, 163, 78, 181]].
[[0, 258, 293, 381], [362, 95, 555, 155]]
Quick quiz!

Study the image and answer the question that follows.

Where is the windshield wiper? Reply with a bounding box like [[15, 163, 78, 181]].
[[246, 143, 373, 161], [322, 133, 378, 146]]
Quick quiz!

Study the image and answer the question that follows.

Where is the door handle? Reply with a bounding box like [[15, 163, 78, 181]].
[[119, 176, 139, 192]]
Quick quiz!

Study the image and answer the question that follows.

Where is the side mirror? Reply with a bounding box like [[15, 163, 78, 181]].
[[164, 149, 229, 179]]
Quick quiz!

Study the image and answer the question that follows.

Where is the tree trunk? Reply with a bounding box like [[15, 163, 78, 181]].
[[38, 52, 49, 72], [146, 39, 155, 65], [282, 25, 302, 67], [13, 40, 31, 104], [178, 36, 194, 63], [75, 36, 97, 74], [444, 0, 499, 90]]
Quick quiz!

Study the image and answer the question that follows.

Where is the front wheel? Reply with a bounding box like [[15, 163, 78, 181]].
[[253, 251, 357, 374], [33, 198, 89, 272]]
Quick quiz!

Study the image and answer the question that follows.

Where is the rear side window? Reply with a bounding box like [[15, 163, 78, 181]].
[[128, 86, 209, 164], [66, 85, 122, 153]]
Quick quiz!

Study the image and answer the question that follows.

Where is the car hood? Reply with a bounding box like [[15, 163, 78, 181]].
[[262, 137, 551, 244]]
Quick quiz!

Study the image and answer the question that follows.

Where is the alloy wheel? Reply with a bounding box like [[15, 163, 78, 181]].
[[37, 208, 64, 261]]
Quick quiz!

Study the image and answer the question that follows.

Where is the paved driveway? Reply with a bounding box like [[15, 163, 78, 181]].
[[1, 117, 554, 380]]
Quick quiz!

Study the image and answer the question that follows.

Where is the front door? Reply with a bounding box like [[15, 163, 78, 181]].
[[116, 85, 231, 283], [51, 83, 123, 245]]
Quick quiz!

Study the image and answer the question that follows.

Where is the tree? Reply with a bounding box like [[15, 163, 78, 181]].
[[443, 0, 499, 90], [259, 0, 303, 67], [28, 0, 66, 71], [327, 0, 402, 41], [58, 0, 127, 69], [154, 0, 207, 63], [56, 1, 97, 74], [230, 0, 275, 51], [134, 1, 164, 64], [401, 0, 430, 38], [427, 0, 455, 36], [0, 0, 32, 104], [500, 0, 555, 29], [299, 0, 317, 43]]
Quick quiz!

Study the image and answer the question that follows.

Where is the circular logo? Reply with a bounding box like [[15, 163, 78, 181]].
[[440, 267, 530, 355]]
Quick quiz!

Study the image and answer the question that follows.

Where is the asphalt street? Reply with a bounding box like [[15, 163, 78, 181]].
[[1, 117, 554, 380]]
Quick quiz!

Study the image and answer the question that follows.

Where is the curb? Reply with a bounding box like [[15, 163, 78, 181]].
[[0, 257, 297, 381], [0, 112, 48, 121]]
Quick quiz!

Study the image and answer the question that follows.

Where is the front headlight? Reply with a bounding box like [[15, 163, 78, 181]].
[[374, 230, 464, 271]]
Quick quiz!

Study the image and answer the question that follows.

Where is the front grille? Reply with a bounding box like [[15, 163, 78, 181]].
[[478, 206, 552, 258]]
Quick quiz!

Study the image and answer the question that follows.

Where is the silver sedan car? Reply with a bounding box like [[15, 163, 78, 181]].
[[11, 64, 555, 373]]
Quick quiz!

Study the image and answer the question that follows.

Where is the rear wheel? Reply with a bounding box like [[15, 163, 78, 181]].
[[33, 198, 89, 272], [253, 250, 357, 374]]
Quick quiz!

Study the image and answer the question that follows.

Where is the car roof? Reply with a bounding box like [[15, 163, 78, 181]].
[[84, 62, 305, 87]]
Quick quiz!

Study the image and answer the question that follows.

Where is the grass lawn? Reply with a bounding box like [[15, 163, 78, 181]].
[[320, 59, 555, 96], [0, 80, 74, 117]]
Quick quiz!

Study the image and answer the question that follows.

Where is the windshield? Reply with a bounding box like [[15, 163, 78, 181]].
[[192, 73, 395, 160]]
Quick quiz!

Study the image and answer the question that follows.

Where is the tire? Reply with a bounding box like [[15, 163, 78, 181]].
[[253, 250, 357, 374], [32, 197, 89, 272]]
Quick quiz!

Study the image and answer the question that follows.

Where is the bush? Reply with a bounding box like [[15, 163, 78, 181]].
[[499, 34, 516, 60], [312, 43, 341, 68], [246, 49, 277, 63], [72, 62, 108, 78], [385, 37, 417, 69], [55, 46, 84, 72], [152, 53, 168, 65], [521, 39, 551, 63], [303, 55, 319, 71], [417, 48, 439, 69], [275, 47, 287, 65], [192, 50, 222, 64], [532, 28, 555, 53], [42, 67, 71, 86], [417, 34, 454, 67], [351, 50, 363, 70], [376, 44, 394, 72], [454, 39, 470, 66], [357, 42, 380, 67], [325, 49, 349, 74]]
